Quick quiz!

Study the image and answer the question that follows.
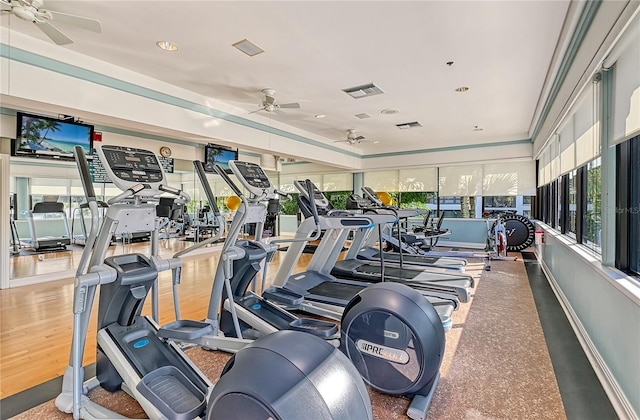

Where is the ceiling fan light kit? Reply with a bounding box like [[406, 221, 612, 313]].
[[333, 129, 377, 145], [250, 88, 301, 114]]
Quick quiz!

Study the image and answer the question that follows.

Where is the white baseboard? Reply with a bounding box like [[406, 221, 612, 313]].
[[539, 259, 638, 420]]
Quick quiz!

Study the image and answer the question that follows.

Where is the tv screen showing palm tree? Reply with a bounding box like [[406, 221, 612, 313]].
[[13, 112, 94, 161], [204, 145, 238, 173]]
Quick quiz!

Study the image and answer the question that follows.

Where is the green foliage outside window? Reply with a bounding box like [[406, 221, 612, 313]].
[[585, 163, 601, 249], [398, 191, 434, 210], [280, 193, 300, 215]]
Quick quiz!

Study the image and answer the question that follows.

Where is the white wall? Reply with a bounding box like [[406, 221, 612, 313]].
[[538, 226, 640, 419]]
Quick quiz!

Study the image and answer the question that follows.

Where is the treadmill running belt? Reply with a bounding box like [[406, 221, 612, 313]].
[[354, 264, 422, 280], [372, 252, 439, 264], [308, 282, 364, 301]]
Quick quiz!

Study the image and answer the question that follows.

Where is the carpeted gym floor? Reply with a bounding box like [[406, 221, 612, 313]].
[[3, 253, 616, 419]]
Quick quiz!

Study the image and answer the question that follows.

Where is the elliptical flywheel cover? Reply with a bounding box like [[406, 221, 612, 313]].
[[340, 282, 445, 396], [208, 330, 373, 420]]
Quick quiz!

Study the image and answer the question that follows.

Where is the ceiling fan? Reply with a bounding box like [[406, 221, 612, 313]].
[[334, 129, 378, 145], [250, 88, 301, 114], [0, 0, 102, 46]]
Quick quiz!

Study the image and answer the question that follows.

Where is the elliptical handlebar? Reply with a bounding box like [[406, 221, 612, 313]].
[[73, 146, 96, 201], [159, 184, 191, 204], [214, 164, 244, 197], [107, 183, 149, 205], [194, 161, 222, 217], [304, 179, 321, 233], [274, 189, 292, 203]]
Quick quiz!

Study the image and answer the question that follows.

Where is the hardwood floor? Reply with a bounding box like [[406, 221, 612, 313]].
[[1, 237, 302, 399]]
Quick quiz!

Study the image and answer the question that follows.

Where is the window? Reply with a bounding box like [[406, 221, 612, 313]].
[[615, 135, 639, 274], [583, 157, 602, 253], [567, 170, 578, 238], [398, 191, 436, 211], [629, 138, 640, 274]]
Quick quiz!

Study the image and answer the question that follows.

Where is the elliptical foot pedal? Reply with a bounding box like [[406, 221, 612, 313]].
[[263, 286, 304, 305], [158, 320, 215, 341], [136, 366, 206, 420], [288, 318, 338, 338]]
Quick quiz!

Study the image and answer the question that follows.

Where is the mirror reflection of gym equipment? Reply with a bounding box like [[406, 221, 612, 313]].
[[20, 199, 72, 251], [71, 200, 110, 246]]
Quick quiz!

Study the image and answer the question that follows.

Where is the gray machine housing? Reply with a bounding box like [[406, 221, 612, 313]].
[[209, 330, 373, 420]]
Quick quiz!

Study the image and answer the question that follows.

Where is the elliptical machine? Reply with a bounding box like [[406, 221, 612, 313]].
[[205, 160, 447, 420], [55, 145, 374, 420]]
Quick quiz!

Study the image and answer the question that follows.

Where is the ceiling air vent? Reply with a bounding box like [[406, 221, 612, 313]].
[[396, 121, 422, 130], [355, 113, 371, 119], [342, 83, 384, 99]]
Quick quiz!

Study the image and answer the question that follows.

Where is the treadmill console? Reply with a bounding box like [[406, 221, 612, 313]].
[[294, 180, 330, 210], [361, 186, 384, 206], [228, 160, 274, 196], [96, 145, 165, 196]]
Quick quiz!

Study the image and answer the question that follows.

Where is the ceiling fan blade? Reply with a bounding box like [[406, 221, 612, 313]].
[[249, 107, 266, 114], [355, 135, 365, 141], [278, 102, 300, 109], [36, 21, 73, 45], [1, 1, 11, 11], [47, 10, 102, 32]]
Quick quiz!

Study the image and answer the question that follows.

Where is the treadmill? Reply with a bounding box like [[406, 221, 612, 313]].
[[269, 181, 458, 332], [347, 187, 467, 271], [343, 190, 468, 270], [21, 201, 71, 251], [294, 182, 475, 303]]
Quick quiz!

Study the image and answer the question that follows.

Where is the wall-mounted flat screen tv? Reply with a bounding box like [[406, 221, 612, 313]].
[[12, 112, 94, 161], [204, 144, 238, 174]]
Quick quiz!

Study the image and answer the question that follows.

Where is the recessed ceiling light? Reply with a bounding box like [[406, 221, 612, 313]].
[[315, 114, 326, 119], [156, 41, 178, 51], [381, 108, 399, 115], [455, 86, 470, 93], [232, 39, 265, 57], [372, 141, 380, 144]]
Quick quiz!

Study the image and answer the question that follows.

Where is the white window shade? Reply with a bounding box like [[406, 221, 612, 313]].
[[297, 174, 322, 189], [31, 178, 69, 187], [483, 161, 536, 196], [574, 84, 600, 166], [104, 186, 121, 198], [559, 119, 575, 175], [364, 170, 400, 192], [70, 187, 85, 196], [610, 13, 640, 146], [279, 175, 296, 194], [439, 165, 483, 196], [538, 145, 550, 186], [551, 156, 560, 181], [322, 173, 352, 191], [399, 168, 438, 192], [31, 186, 67, 195], [213, 180, 234, 197]]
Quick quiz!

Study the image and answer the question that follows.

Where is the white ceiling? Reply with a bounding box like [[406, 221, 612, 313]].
[[1, 0, 572, 158]]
